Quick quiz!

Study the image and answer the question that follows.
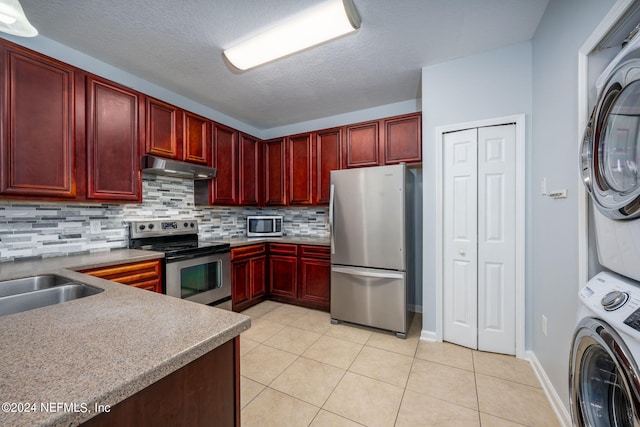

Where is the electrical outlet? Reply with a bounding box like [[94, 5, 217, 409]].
[[90, 220, 101, 234], [542, 315, 548, 336]]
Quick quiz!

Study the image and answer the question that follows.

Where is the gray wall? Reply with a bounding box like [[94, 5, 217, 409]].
[[420, 0, 617, 411], [530, 0, 616, 408], [421, 40, 533, 333]]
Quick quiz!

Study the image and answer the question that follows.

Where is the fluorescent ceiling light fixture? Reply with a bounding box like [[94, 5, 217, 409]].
[[0, 0, 37, 37], [223, 0, 360, 71]]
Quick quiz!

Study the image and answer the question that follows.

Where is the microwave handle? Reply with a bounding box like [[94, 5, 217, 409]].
[[329, 184, 335, 254]]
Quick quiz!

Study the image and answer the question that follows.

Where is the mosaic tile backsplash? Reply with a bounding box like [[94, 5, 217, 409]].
[[0, 174, 329, 262]]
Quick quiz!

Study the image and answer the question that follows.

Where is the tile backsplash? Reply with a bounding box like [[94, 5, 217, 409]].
[[0, 174, 329, 262]]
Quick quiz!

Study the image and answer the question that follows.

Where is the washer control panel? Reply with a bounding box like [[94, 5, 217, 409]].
[[624, 308, 640, 331], [580, 272, 640, 335]]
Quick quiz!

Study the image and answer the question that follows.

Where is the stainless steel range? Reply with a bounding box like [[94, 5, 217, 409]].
[[129, 220, 231, 308]]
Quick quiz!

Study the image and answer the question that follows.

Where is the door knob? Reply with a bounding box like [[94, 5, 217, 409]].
[[459, 250, 466, 256]]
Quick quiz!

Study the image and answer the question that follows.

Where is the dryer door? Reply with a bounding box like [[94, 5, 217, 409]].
[[583, 59, 640, 219], [570, 317, 640, 426]]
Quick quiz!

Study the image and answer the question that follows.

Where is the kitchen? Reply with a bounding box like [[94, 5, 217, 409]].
[[0, 0, 629, 426]]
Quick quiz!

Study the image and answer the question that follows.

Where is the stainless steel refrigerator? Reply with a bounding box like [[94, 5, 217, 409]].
[[329, 164, 417, 338]]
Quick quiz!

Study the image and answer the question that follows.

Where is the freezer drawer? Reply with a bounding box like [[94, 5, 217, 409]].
[[330, 265, 407, 335]]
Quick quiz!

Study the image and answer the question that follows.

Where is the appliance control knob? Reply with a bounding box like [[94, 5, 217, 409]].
[[601, 290, 629, 311], [190, 222, 195, 228], [148, 224, 154, 230], [184, 222, 189, 228], [139, 225, 145, 231]]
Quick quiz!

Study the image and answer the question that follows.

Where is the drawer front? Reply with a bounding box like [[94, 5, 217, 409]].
[[269, 243, 298, 256], [231, 244, 266, 260], [80, 260, 162, 293], [299, 245, 330, 259]]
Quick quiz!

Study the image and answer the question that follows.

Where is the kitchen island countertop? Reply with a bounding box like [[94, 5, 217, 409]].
[[0, 249, 250, 427]]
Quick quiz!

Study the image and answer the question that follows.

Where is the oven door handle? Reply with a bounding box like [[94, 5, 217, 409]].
[[166, 253, 209, 263]]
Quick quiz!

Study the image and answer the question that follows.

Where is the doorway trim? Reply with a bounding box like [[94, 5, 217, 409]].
[[435, 114, 526, 359]]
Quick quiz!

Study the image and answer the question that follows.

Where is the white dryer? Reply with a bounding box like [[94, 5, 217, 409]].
[[582, 33, 640, 281], [570, 272, 640, 426]]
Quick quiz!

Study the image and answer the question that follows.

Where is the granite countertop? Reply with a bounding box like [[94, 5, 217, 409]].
[[221, 236, 330, 248], [0, 250, 251, 427]]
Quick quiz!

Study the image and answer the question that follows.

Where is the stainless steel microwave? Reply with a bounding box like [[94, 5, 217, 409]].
[[247, 216, 283, 237]]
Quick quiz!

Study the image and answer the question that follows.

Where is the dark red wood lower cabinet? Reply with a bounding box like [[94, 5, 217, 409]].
[[82, 337, 240, 427], [269, 255, 298, 299], [299, 257, 330, 309]]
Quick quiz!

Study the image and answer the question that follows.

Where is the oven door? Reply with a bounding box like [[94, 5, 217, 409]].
[[165, 252, 231, 305]]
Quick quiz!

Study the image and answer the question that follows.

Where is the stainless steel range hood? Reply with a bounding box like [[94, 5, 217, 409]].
[[141, 155, 216, 179]]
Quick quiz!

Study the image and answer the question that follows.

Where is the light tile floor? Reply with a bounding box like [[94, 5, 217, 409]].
[[240, 301, 559, 427]]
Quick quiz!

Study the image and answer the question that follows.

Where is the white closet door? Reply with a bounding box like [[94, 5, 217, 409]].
[[443, 128, 478, 349], [443, 124, 516, 355], [477, 125, 516, 354]]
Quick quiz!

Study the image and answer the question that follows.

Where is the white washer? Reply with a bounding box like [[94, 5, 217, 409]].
[[582, 32, 640, 281], [570, 272, 640, 426]]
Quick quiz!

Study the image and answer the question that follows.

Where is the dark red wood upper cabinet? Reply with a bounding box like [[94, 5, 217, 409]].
[[288, 133, 313, 205], [315, 127, 342, 205], [1, 44, 78, 199], [183, 111, 210, 165], [264, 138, 286, 206], [212, 123, 238, 205], [86, 75, 142, 202], [238, 133, 260, 205], [383, 112, 422, 164], [343, 120, 380, 168], [146, 97, 182, 160]]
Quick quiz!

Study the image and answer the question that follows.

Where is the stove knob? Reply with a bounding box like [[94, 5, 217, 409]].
[[139, 225, 146, 231], [601, 290, 629, 311], [148, 224, 154, 230], [184, 222, 189, 228], [190, 222, 195, 228]]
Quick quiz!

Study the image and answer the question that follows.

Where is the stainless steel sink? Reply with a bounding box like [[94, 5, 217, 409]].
[[0, 275, 103, 317]]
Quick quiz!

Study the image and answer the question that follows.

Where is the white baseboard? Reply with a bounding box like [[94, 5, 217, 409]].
[[420, 329, 437, 341], [526, 351, 571, 427]]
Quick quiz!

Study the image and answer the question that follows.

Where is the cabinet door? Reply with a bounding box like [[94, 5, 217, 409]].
[[250, 255, 267, 298], [212, 123, 238, 205], [86, 76, 141, 202], [344, 120, 380, 168], [1, 45, 77, 198], [264, 138, 286, 206], [288, 133, 313, 205], [183, 111, 210, 165], [239, 133, 260, 205], [383, 113, 422, 164], [269, 255, 297, 298], [315, 127, 342, 204], [231, 260, 250, 308], [299, 257, 330, 309], [146, 97, 182, 159]]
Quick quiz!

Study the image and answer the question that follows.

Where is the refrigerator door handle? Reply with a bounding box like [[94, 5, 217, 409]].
[[329, 184, 335, 254], [331, 266, 404, 280]]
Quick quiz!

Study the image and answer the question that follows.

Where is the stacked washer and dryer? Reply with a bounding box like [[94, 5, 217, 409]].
[[571, 29, 640, 426]]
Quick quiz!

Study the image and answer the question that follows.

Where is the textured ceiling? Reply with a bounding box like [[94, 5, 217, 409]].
[[19, 0, 548, 130]]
